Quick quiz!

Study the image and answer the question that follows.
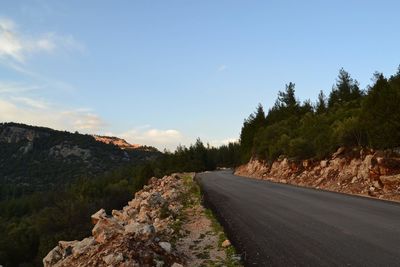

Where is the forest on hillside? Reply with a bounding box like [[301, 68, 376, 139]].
[[240, 67, 400, 163]]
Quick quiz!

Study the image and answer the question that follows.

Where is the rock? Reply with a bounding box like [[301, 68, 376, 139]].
[[148, 192, 166, 208], [120, 260, 140, 267], [128, 199, 142, 210], [92, 218, 124, 243], [124, 222, 142, 235], [332, 147, 346, 159], [379, 174, 400, 190], [171, 263, 184, 267], [72, 237, 95, 257], [159, 241, 172, 253], [58, 240, 77, 258], [315, 177, 325, 186], [103, 252, 124, 265], [137, 207, 151, 223], [373, 180, 382, 189], [222, 239, 231, 247], [91, 208, 107, 225], [302, 160, 310, 168], [320, 160, 328, 168], [139, 224, 156, 240], [43, 246, 63, 267], [112, 209, 127, 221], [155, 260, 165, 267], [369, 186, 375, 192], [148, 177, 159, 185]]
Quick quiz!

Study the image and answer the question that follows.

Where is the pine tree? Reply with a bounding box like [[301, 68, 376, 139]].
[[316, 90, 327, 114], [328, 68, 362, 108]]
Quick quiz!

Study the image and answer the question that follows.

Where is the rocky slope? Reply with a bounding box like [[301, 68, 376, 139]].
[[235, 147, 400, 201], [0, 122, 160, 197], [44, 173, 240, 267], [93, 135, 142, 150]]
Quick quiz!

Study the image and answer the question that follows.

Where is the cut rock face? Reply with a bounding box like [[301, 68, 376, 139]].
[[235, 149, 400, 202]]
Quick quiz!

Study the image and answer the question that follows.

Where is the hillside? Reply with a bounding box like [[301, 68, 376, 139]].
[[0, 122, 160, 199], [0, 124, 235, 267]]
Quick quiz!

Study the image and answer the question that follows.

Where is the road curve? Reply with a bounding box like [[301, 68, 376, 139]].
[[196, 170, 400, 266]]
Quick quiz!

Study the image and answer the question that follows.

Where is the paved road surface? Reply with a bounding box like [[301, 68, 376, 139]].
[[196, 170, 400, 266]]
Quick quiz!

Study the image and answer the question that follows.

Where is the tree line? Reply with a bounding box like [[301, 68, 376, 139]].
[[240, 67, 400, 163]]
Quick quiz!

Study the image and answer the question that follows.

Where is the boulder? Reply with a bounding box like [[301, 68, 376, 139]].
[[91, 208, 107, 225], [159, 241, 172, 253], [92, 218, 124, 243], [43, 246, 63, 267], [71, 237, 96, 257]]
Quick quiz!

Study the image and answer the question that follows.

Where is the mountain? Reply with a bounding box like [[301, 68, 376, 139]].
[[0, 122, 160, 199]]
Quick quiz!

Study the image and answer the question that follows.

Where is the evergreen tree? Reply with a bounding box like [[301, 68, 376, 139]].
[[239, 104, 266, 162], [361, 73, 400, 148], [328, 68, 362, 108], [277, 82, 298, 108], [316, 90, 327, 114]]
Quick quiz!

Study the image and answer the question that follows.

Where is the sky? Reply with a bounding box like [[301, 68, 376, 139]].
[[1, 0, 399, 150]]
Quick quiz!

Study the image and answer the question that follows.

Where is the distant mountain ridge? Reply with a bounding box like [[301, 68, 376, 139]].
[[0, 122, 160, 199]]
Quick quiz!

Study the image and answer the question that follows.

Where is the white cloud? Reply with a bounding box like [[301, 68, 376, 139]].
[[0, 81, 42, 93], [217, 64, 227, 72], [62, 111, 105, 131], [115, 127, 188, 151], [0, 17, 84, 63], [0, 96, 105, 134], [10, 96, 49, 109], [208, 137, 238, 147]]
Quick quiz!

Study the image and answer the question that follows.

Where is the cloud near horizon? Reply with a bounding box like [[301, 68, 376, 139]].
[[0, 95, 105, 133], [115, 127, 187, 151]]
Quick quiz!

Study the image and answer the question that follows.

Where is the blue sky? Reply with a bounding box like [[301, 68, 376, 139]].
[[1, 0, 399, 150]]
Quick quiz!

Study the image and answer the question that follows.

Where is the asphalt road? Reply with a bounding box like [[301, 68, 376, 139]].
[[196, 170, 400, 267]]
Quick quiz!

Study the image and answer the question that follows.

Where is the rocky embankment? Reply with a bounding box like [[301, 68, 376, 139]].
[[235, 147, 400, 201], [44, 173, 239, 267]]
